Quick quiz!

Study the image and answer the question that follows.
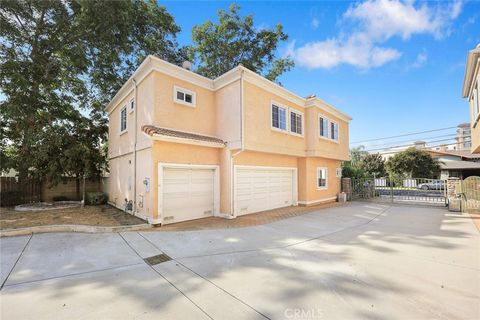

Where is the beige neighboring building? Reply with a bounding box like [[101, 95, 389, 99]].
[[462, 44, 480, 154], [105, 55, 351, 224]]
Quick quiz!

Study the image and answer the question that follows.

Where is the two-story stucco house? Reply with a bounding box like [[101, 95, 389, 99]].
[[462, 44, 480, 154], [106, 55, 351, 225]]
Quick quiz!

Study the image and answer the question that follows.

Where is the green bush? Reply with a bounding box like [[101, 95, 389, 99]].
[[341, 162, 366, 179], [85, 192, 107, 205], [0, 191, 23, 207]]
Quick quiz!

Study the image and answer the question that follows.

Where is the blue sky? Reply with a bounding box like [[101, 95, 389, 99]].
[[162, 0, 479, 148]]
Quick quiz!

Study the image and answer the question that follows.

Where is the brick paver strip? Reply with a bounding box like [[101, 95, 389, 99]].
[[156, 202, 341, 231]]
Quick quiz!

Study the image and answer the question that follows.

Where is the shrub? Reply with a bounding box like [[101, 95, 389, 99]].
[[0, 191, 23, 207], [53, 196, 70, 202], [86, 192, 107, 205]]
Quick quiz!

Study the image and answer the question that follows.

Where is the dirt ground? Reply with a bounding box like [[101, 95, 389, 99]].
[[0, 205, 146, 230]]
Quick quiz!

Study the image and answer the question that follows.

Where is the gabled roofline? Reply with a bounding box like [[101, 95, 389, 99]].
[[105, 55, 353, 122], [462, 45, 480, 98]]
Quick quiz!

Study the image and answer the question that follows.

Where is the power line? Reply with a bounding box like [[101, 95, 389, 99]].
[[350, 126, 459, 144], [364, 135, 471, 153], [360, 133, 459, 148]]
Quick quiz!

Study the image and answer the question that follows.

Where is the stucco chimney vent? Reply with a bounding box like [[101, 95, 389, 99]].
[[182, 61, 192, 71]]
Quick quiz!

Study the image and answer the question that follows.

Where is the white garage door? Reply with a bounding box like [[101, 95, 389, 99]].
[[162, 168, 214, 224], [234, 167, 295, 216]]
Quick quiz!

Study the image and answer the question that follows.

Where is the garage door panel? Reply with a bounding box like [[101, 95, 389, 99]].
[[162, 167, 214, 224], [235, 167, 294, 216]]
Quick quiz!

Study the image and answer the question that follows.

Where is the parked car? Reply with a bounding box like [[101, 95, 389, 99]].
[[418, 180, 445, 190]]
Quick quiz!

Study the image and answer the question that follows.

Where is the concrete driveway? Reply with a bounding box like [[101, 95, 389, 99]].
[[1, 202, 479, 319]]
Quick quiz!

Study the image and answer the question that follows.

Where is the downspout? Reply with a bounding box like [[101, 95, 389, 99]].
[[132, 78, 138, 217], [230, 68, 245, 215]]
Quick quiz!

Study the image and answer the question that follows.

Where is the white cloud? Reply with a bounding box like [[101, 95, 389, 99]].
[[411, 51, 428, 68], [292, 0, 462, 69], [311, 18, 320, 29]]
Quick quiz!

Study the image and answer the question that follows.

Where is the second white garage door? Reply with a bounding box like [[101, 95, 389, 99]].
[[234, 166, 296, 216], [162, 167, 215, 224]]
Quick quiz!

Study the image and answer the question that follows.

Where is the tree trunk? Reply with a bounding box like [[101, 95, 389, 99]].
[[75, 176, 81, 201]]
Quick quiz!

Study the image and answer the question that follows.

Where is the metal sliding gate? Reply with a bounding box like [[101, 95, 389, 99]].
[[348, 177, 447, 206]]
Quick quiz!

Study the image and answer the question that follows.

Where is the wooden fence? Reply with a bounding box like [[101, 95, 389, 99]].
[[0, 177, 42, 206]]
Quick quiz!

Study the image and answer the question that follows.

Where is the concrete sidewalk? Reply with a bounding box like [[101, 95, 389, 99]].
[[1, 202, 479, 319]]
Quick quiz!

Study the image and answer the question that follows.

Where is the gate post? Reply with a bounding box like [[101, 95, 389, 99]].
[[447, 177, 461, 211], [341, 178, 351, 200]]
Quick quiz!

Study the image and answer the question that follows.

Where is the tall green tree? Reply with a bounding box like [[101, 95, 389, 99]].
[[359, 153, 386, 177], [386, 148, 440, 178], [191, 4, 294, 82], [349, 145, 368, 167], [0, 0, 184, 190]]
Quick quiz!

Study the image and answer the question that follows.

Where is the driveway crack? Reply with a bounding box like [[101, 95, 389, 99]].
[[136, 232, 271, 320], [1, 233, 33, 290], [118, 232, 214, 320]]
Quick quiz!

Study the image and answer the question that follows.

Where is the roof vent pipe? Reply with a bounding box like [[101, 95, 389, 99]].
[[182, 61, 192, 70]]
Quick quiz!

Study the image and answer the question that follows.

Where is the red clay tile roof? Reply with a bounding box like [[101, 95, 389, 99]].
[[142, 125, 225, 145]]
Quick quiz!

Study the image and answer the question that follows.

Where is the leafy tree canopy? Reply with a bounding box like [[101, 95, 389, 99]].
[[191, 4, 294, 82], [359, 153, 386, 177], [386, 147, 440, 178], [349, 145, 368, 167], [0, 0, 184, 186], [341, 162, 366, 179]]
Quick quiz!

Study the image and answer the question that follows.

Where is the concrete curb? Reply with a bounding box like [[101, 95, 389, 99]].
[[0, 223, 152, 237]]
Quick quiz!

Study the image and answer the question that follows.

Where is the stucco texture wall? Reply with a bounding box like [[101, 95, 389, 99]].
[[298, 157, 342, 205]]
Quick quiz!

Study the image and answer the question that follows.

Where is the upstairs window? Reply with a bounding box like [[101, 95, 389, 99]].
[[330, 121, 339, 141], [290, 110, 303, 135], [174, 86, 196, 107], [129, 98, 135, 113], [120, 106, 127, 133], [317, 167, 328, 189], [319, 117, 329, 138], [271, 104, 287, 131]]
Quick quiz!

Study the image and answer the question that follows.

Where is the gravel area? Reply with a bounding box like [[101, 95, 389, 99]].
[[0, 205, 146, 229]]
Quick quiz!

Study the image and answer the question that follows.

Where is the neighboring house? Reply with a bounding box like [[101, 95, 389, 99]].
[[462, 44, 480, 154], [105, 55, 351, 225], [427, 150, 480, 179], [376, 140, 480, 179]]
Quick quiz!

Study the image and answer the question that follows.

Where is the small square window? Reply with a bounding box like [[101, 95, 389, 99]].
[[174, 86, 196, 107], [317, 168, 327, 189]]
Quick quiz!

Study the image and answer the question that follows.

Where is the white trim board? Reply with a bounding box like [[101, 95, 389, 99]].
[[297, 196, 337, 206]]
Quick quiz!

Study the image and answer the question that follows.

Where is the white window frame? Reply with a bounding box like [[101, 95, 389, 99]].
[[317, 167, 328, 190], [330, 120, 339, 142], [319, 114, 339, 143], [289, 109, 304, 137], [271, 101, 288, 133], [129, 98, 135, 113], [120, 105, 128, 134], [174, 85, 196, 107], [319, 115, 330, 139]]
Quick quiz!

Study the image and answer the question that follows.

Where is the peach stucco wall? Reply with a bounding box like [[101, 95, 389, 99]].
[[298, 157, 341, 205], [153, 72, 217, 137], [216, 80, 242, 148], [243, 81, 306, 157]]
